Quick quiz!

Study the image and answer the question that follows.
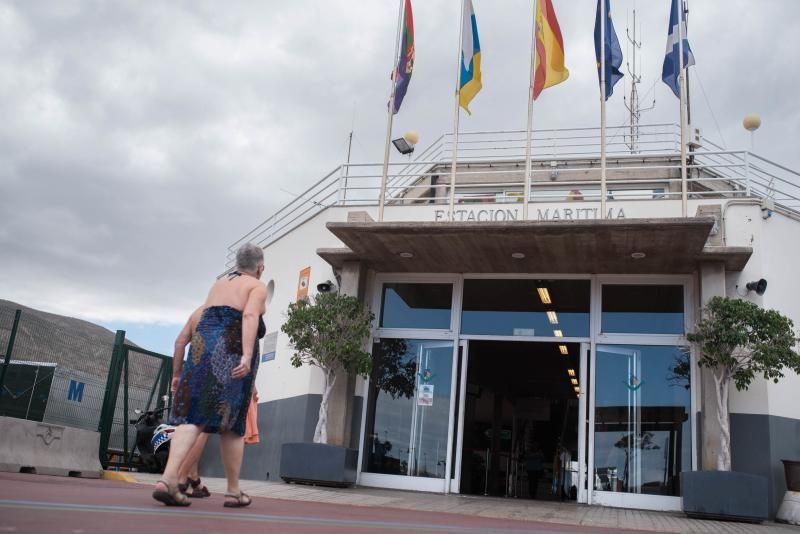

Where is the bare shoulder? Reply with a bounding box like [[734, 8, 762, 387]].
[[248, 279, 268, 298]]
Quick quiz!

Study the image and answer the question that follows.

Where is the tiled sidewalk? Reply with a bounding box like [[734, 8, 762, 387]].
[[134, 473, 797, 533]]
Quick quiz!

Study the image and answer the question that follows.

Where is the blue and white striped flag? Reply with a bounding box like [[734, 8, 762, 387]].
[[662, 0, 695, 98]]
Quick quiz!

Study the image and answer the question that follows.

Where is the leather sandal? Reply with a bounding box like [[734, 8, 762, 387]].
[[188, 477, 210, 498], [152, 480, 191, 507], [223, 491, 251, 508]]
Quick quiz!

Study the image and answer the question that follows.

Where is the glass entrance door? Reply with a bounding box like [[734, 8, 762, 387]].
[[360, 339, 457, 492], [451, 340, 589, 501], [590, 344, 691, 510]]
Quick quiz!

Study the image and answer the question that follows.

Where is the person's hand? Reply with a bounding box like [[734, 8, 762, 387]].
[[171, 375, 180, 393], [232, 355, 251, 379]]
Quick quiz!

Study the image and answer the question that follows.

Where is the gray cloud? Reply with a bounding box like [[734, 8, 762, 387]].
[[1, 0, 797, 325]]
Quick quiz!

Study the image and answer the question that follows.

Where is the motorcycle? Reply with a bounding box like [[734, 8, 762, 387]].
[[130, 406, 175, 473]]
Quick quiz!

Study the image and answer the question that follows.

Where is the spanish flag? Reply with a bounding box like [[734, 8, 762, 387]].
[[532, 0, 569, 100], [459, 0, 482, 114]]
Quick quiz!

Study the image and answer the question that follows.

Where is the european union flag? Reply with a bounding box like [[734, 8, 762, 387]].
[[662, 0, 695, 98], [593, 0, 623, 100]]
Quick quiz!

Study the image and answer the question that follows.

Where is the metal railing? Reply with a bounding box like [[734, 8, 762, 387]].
[[225, 124, 800, 268]]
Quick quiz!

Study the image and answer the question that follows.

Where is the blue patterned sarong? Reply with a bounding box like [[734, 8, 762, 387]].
[[170, 305, 263, 436]]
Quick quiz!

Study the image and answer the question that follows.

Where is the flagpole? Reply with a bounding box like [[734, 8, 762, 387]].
[[448, 0, 466, 219], [378, 0, 406, 222], [523, 0, 539, 221], [677, 0, 688, 217], [600, 0, 608, 219]]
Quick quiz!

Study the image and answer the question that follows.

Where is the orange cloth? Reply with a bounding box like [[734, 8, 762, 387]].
[[244, 393, 260, 444]]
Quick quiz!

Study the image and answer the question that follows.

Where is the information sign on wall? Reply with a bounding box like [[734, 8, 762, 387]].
[[261, 332, 278, 363], [296, 266, 311, 301]]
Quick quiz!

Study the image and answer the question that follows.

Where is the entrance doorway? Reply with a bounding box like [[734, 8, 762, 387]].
[[457, 341, 583, 500]]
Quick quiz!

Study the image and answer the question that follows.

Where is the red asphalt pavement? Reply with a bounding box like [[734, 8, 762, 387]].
[[0, 473, 650, 534]]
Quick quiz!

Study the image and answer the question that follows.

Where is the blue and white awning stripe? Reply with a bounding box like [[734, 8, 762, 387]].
[[662, 0, 695, 98]]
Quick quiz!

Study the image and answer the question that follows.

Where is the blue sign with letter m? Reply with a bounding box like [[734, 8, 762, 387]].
[[67, 380, 85, 402]]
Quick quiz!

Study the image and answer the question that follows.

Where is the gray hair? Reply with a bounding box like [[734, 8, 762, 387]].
[[235, 243, 264, 272]]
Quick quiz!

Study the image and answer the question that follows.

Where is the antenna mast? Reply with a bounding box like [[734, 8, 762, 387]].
[[623, 5, 655, 153]]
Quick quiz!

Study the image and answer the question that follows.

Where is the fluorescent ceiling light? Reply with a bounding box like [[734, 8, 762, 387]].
[[546, 311, 558, 324], [568, 369, 575, 377], [553, 329, 563, 337], [559, 345, 568, 355], [537, 287, 552, 305], [571, 378, 578, 385], [574, 386, 580, 394]]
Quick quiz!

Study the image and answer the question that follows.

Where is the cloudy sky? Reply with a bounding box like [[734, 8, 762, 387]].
[[1, 0, 798, 353]]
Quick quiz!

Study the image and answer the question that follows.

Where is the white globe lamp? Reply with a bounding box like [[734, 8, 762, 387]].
[[743, 114, 761, 151]]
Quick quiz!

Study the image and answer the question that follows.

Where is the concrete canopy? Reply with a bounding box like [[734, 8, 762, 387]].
[[318, 218, 752, 274]]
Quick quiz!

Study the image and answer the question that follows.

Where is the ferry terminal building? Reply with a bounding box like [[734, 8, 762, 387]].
[[204, 125, 800, 516]]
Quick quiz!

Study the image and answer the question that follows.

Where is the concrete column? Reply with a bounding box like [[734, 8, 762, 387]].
[[325, 261, 365, 448], [699, 261, 726, 470]]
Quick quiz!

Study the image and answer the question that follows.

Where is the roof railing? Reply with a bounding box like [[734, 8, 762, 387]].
[[224, 124, 800, 269]]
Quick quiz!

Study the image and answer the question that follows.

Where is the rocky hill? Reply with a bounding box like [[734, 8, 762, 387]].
[[0, 299, 145, 382]]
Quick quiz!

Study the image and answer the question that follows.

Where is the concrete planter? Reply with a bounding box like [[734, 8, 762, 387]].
[[681, 470, 768, 523], [776, 460, 800, 525], [782, 460, 800, 492], [280, 442, 358, 488]]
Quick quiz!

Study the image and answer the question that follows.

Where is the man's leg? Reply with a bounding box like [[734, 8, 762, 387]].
[[178, 432, 209, 484]]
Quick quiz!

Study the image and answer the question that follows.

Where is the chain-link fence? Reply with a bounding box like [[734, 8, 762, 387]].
[[0, 307, 170, 470]]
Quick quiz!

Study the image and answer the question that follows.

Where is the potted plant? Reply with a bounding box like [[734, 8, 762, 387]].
[[682, 296, 800, 522], [278, 291, 374, 487]]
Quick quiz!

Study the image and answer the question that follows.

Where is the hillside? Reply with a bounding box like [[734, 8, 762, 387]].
[[0, 299, 144, 382]]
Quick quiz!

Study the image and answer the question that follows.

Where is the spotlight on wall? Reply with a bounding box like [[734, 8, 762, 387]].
[[392, 131, 419, 155], [745, 278, 768, 296], [317, 280, 337, 293]]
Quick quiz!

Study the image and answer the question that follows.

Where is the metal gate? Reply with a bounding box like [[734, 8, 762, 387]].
[[98, 332, 172, 470]]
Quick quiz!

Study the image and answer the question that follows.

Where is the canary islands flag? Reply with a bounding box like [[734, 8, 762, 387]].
[[459, 0, 482, 114], [533, 0, 569, 100]]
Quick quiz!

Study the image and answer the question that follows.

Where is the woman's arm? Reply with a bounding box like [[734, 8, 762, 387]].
[[232, 284, 267, 379], [172, 307, 203, 391]]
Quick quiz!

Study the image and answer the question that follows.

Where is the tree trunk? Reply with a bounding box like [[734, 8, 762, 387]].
[[713, 370, 732, 471], [313, 367, 337, 444]]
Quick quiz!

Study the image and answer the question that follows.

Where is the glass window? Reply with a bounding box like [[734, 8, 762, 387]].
[[461, 279, 590, 337], [593, 345, 691, 497], [380, 283, 453, 330], [601, 285, 684, 335], [363, 339, 454, 479]]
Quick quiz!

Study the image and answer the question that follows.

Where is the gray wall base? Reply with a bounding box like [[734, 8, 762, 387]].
[[199, 394, 363, 482], [730, 413, 800, 519]]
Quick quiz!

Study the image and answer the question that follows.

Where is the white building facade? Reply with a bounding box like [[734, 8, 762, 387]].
[[206, 125, 800, 517]]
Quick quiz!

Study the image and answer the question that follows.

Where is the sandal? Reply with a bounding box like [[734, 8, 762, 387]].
[[152, 480, 191, 507], [223, 491, 252, 508], [188, 477, 211, 498]]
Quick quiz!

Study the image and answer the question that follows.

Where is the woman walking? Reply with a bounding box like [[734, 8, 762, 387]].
[[152, 243, 267, 507]]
